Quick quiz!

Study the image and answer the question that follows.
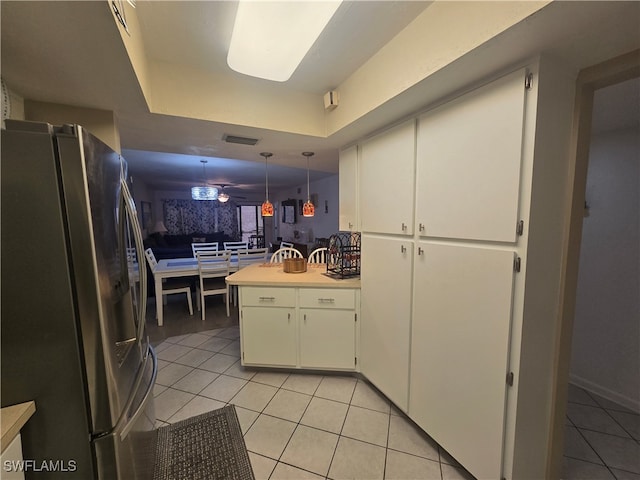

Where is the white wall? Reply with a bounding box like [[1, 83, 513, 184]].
[[570, 128, 640, 411], [273, 174, 339, 244]]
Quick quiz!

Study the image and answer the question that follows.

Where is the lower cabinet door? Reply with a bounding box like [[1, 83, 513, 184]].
[[360, 234, 413, 411], [410, 242, 516, 480], [300, 309, 355, 370], [241, 307, 296, 367]]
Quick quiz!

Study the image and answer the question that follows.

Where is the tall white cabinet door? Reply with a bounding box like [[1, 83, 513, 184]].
[[410, 242, 515, 480], [300, 309, 355, 370], [339, 145, 359, 232], [360, 234, 413, 411], [416, 69, 527, 242], [360, 120, 415, 236], [241, 307, 297, 367]]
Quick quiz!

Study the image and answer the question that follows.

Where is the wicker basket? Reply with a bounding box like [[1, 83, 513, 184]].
[[283, 257, 307, 273]]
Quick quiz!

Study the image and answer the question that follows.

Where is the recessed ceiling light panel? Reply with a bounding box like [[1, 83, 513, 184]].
[[227, 1, 342, 82]]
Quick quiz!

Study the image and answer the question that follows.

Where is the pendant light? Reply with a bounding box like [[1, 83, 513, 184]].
[[260, 152, 274, 217], [191, 160, 218, 201], [218, 185, 230, 203], [302, 152, 315, 217]]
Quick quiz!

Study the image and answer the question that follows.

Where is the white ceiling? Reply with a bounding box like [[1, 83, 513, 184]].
[[1, 1, 639, 200], [1, 0, 430, 199], [135, 1, 430, 96]]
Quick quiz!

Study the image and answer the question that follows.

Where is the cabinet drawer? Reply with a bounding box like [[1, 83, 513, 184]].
[[242, 287, 296, 307], [299, 288, 355, 309]]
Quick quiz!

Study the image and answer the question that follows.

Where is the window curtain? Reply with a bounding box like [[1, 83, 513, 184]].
[[162, 199, 239, 239]]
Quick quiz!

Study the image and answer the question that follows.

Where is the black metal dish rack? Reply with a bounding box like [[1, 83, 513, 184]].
[[326, 232, 361, 278]]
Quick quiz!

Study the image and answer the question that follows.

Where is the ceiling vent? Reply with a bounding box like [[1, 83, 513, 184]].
[[223, 134, 260, 146]]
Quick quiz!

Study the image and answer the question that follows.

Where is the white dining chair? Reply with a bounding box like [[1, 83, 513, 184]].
[[307, 247, 328, 264], [192, 242, 219, 257], [237, 248, 270, 269], [223, 241, 249, 253], [270, 247, 303, 263], [196, 250, 231, 319], [144, 248, 193, 317]]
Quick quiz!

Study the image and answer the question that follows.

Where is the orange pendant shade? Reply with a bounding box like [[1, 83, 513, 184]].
[[303, 200, 315, 217], [261, 200, 274, 217]]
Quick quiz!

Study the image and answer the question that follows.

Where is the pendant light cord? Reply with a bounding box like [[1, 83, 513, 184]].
[[260, 152, 273, 201], [306, 156, 310, 200], [302, 152, 314, 201], [265, 155, 270, 200]]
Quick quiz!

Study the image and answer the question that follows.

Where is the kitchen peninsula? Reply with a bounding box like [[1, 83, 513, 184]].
[[227, 264, 360, 371]]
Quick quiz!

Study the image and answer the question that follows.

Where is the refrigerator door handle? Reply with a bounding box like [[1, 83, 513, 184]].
[[120, 345, 157, 440], [96, 344, 157, 441], [120, 176, 148, 344]]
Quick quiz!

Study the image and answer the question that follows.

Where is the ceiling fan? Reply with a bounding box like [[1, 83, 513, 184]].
[[206, 182, 248, 201]]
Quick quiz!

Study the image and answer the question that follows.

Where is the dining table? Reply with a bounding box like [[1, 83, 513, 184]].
[[153, 257, 239, 326]]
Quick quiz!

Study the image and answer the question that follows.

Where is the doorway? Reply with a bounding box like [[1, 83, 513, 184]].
[[562, 77, 640, 478], [550, 49, 640, 479]]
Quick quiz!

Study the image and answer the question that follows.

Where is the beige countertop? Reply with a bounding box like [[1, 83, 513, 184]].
[[226, 263, 360, 288], [1, 401, 36, 453]]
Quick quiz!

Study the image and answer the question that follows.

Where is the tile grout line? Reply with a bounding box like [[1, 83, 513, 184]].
[[273, 374, 341, 479], [574, 388, 628, 479], [254, 372, 328, 479], [323, 377, 360, 480], [383, 398, 391, 480]]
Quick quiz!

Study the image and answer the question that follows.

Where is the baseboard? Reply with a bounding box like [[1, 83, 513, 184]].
[[569, 374, 640, 413]]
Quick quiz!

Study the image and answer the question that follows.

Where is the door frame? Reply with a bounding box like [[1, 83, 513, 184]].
[[548, 48, 640, 479]]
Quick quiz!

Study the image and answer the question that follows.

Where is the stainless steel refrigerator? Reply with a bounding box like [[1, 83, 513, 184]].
[[1, 120, 157, 479]]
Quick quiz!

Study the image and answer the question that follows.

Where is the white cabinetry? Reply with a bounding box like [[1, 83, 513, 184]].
[[360, 120, 415, 235], [300, 310, 356, 369], [360, 234, 413, 412], [353, 63, 572, 480], [416, 69, 526, 243], [240, 285, 358, 371], [299, 288, 357, 370], [241, 287, 296, 367], [339, 145, 359, 232], [410, 242, 516, 480]]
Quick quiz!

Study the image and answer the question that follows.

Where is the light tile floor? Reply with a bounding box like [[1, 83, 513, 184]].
[[562, 384, 640, 480], [152, 327, 475, 480], [147, 298, 639, 479]]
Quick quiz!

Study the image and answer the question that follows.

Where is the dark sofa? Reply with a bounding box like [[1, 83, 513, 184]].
[[144, 232, 233, 258]]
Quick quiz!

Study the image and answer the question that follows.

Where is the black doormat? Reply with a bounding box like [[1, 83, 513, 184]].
[[153, 405, 255, 480]]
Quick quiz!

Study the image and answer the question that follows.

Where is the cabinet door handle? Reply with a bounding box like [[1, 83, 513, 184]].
[[401, 245, 406, 253], [318, 298, 335, 303], [401, 222, 407, 231], [348, 222, 353, 229], [303, 314, 307, 323], [419, 223, 425, 232], [418, 247, 424, 255], [258, 296, 276, 302]]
